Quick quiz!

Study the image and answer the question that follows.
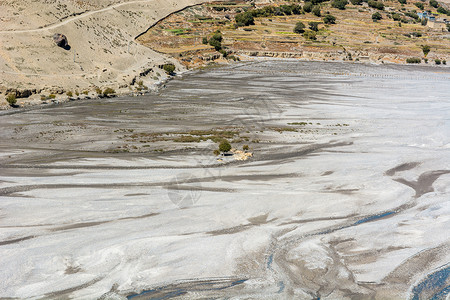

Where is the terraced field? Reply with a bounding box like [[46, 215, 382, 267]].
[[138, 0, 450, 67]]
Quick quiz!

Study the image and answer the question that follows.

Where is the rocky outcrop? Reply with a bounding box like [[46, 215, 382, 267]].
[[5, 89, 37, 98], [52, 33, 69, 49], [238, 50, 303, 58]]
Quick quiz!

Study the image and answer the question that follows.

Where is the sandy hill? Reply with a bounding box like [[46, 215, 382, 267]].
[[0, 0, 217, 96]]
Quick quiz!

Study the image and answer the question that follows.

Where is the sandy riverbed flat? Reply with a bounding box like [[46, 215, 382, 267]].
[[0, 60, 449, 299]]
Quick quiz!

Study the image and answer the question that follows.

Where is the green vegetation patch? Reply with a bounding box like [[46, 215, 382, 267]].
[[165, 28, 192, 36], [272, 127, 298, 133], [288, 122, 312, 126], [406, 57, 421, 63]]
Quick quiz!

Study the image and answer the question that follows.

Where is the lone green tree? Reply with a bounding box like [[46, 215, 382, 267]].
[[323, 14, 336, 24], [309, 22, 320, 32], [332, 0, 348, 10], [312, 6, 321, 17], [414, 2, 424, 9], [422, 45, 431, 57], [163, 63, 176, 75], [6, 94, 17, 106], [303, 2, 313, 12], [208, 31, 223, 51], [219, 140, 232, 153], [372, 12, 382, 21], [368, 0, 384, 10], [235, 12, 255, 27], [303, 30, 317, 40], [430, 0, 439, 8], [294, 21, 306, 33]]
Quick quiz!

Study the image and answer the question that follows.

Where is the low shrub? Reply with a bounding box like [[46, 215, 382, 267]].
[[303, 30, 317, 40], [309, 22, 320, 32], [103, 88, 116, 97], [235, 11, 254, 27], [405, 11, 419, 21], [227, 55, 240, 61], [219, 49, 228, 57], [303, 2, 313, 13], [406, 57, 421, 63], [437, 7, 450, 15], [211, 31, 222, 43], [280, 4, 294, 15], [312, 5, 321, 16], [6, 94, 16, 106], [372, 12, 382, 21], [392, 13, 401, 21], [430, 0, 439, 7], [414, 2, 424, 10], [368, 0, 384, 10], [332, 0, 348, 10], [208, 31, 223, 51]]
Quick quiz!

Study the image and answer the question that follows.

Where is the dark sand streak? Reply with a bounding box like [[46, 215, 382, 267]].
[[394, 170, 450, 198], [0, 213, 159, 246]]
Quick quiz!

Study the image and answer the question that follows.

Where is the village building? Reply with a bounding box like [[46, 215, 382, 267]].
[[417, 11, 449, 31]]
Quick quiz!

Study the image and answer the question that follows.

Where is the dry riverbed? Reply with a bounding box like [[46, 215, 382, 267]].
[[0, 60, 449, 299]]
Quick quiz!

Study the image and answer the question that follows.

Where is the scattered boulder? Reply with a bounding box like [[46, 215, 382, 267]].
[[16, 89, 33, 98], [232, 149, 253, 161], [52, 33, 70, 50]]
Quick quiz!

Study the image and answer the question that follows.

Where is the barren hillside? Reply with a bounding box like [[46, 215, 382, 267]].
[[0, 0, 216, 97]]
